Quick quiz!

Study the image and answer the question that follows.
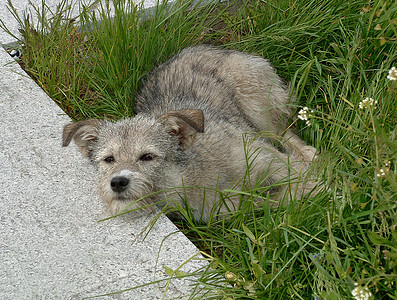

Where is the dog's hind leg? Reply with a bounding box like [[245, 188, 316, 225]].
[[219, 52, 317, 162]]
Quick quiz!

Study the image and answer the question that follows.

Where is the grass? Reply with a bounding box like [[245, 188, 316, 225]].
[[1, 0, 396, 299]]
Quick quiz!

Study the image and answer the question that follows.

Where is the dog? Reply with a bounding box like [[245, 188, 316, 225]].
[[62, 45, 318, 221]]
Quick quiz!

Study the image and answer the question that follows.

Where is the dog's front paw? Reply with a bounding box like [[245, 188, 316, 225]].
[[301, 145, 318, 162]]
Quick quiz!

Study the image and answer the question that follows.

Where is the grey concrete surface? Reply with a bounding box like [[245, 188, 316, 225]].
[[0, 0, 79, 44], [0, 0, 159, 44], [0, 1, 207, 299]]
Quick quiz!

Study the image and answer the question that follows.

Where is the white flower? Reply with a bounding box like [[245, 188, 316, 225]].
[[352, 284, 372, 300], [387, 66, 397, 81], [376, 168, 386, 177], [359, 98, 378, 110], [298, 107, 314, 126], [376, 161, 391, 178]]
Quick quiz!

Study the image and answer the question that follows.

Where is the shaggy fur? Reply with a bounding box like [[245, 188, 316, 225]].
[[62, 45, 317, 221]]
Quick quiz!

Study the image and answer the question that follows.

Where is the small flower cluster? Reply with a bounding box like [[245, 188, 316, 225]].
[[358, 97, 378, 110], [376, 160, 391, 178], [224, 271, 255, 294], [352, 283, 372, 300], [312, 252, 321, 259], [298, 107, 314, 126], [387, 66, 397, 81], [225, 271, 238, 281], [377, 169, 386, 177]]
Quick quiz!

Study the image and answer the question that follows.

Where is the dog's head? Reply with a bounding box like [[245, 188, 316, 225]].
[[62, 110, 204, 214]]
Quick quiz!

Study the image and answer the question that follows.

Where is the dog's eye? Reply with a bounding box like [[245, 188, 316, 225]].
[[104, 156, 115, 163], [140, 153, 154, 161]]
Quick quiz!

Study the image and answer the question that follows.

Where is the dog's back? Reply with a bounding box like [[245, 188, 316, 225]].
[[137, 45, 290, 134]]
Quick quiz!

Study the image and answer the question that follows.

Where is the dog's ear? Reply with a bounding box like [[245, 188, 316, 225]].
[[157, 110, 204, 148], [62, 119, 104, 157]]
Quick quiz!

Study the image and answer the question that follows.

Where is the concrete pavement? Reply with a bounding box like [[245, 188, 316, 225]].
[[0, 1, 206, 299]]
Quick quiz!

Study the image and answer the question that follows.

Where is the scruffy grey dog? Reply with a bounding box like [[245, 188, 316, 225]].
[[62, 45, 317, 221]]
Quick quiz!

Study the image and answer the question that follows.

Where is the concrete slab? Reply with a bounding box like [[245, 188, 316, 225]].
[[0, 1, 207, 299], [0, 0, 160, 44]]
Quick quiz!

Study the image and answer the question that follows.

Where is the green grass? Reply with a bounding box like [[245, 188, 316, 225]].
[[2, 0, 225, 119], [1, 0, 396, 299]]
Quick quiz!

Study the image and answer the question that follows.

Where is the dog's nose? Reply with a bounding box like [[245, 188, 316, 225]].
[[110, 176, 130, 192]]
